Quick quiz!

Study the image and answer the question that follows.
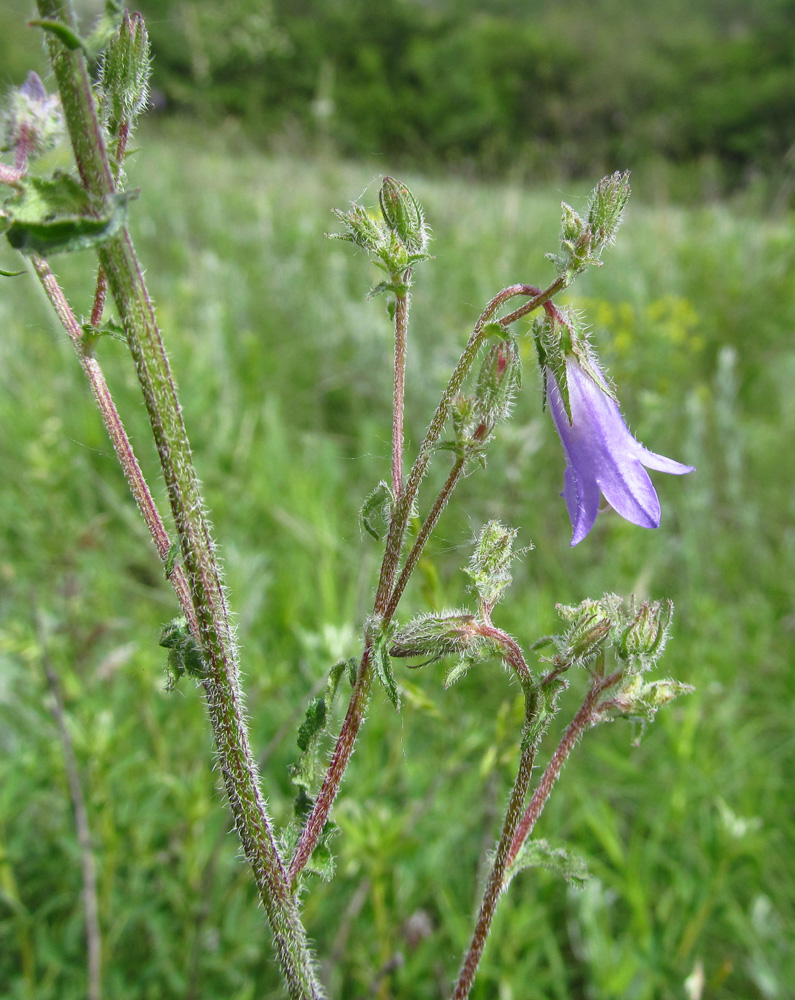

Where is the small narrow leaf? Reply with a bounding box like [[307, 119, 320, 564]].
[[29, 19, 86, 51], [506, 838, 590, 889], [360, 481, 393, 540], [373, 638, 400, 711], [0, 268, 25, 277]]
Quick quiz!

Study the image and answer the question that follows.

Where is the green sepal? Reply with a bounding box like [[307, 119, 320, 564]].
[[3, 173, 135, 256], [444, 657, 475, 689], [360, 480, 393, 540], [505, 838, 590, 889]]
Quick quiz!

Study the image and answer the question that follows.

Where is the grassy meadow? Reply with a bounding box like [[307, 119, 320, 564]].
[[1, 122, 794, 999]]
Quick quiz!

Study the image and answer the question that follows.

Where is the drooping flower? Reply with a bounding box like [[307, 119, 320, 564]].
[[546, 356, 694, 546]]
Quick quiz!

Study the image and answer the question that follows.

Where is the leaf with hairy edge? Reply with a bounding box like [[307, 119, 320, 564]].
[[3, 173, 135, 256], [505, 838, 590, 889]]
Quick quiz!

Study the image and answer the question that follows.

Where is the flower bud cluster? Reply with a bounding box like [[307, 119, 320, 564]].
[[330, 176, 431, 284], [546, 171, 630, 283], [551, 593, 676, 677], [2, 72, 63, 164]]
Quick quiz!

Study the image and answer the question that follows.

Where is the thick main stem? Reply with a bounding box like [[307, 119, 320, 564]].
[[35, 6, 322, 996]]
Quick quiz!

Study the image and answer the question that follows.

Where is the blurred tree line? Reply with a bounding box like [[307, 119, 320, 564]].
[[3, 0, 794, 188]]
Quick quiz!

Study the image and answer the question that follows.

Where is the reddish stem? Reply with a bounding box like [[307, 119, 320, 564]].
[[507, 670, 623, 867]]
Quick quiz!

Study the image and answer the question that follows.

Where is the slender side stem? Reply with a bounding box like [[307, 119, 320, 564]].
[[452, 737, 537, 1000], [392, 280, 410, 498], [374, 281, 561, 616], [288, 646, 374, 884], [385, 457, 465, 621], [39, 625, 102, 1000], [290, 281, 563, 880], [452, 669, 620, 1000], [506, 670, 623, 867], [36, 7, 322, 996], [91, 121, 129, 326], [31, 256, 197, 635]]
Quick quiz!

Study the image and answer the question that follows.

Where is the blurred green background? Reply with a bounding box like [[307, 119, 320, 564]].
[[1, 1, 794, 999]]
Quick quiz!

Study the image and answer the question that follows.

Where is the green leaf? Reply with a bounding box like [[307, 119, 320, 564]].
[[3, 173, 135, 256], [29, 19, 86, 52], [297, 697, 327, 753], [0, 268, 25, 277], [506, 838, 590, 889], [359, 480, 393, 540], [372, 637, 400, 711]]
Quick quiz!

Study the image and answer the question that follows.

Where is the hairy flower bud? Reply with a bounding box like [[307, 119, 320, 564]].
[[588, 171, 631, 252], [616, 598, 673, 669], [465, 520, 529, 612], [556, 598, 612, 669], [379, 176, 429, 255], [389, 611, 483, 663], [98, 11, 151, 134], [474, 338, 522, 432]]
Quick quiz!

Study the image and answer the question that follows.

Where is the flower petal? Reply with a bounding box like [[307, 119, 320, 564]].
[[597, 458, 661, 529], [563, 463, 601, 546]]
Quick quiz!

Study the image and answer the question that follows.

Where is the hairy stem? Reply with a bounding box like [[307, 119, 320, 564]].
[[35, 5, 322, 995], [507, 670, 623, 867], [385, 456, 465, 621], [392, 280, 410, 498], [290, 281, 563, 880], [31, 256, 197, 634], [452, 737, 537, 1000]]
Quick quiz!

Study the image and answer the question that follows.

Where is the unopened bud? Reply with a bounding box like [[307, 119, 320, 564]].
[[98, 11, 151, 133], [616, 598, 673, 668], [379, 176, 429, 255], [389, 611, 483, 663], [465, 520, 529, 611], [474, 338, 521, 431], [556, 598, 612, 668], [588, 171, 631, 252], [2, 72, 63, 162]]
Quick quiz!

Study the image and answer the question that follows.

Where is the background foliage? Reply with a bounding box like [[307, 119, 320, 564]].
[[1, 0, 794, 193], [1, 1, 794, 998]]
